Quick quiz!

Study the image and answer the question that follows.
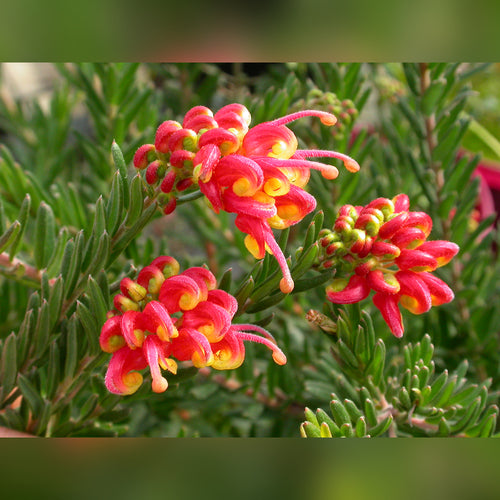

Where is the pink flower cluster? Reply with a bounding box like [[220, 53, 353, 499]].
[[100, 256, 286, 395], [318, 194, 459, 337], [133, 104, 360, 293]]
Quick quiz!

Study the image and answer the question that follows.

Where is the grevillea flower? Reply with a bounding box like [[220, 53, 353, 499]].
[[317, 194, 459, 337], [133, 104, 360, 293], [100, 256, 286, 395]]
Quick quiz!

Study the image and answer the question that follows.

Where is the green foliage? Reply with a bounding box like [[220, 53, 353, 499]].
[[0, 63, 499, 437]]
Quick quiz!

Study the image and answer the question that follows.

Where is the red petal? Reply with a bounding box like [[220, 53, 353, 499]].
[[326, 275, 371, 304], [372, 292, 404, 338]]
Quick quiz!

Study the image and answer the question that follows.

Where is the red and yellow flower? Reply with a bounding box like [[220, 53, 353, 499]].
[[100, 256, 286, 395], [318, 194, 459, 337], [133, 104, 359, 294]]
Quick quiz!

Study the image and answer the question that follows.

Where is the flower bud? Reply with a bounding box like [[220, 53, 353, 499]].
[[355, 212, 382, 236], [100, 316, 126, 353], [145, 160, 163, 185], [169, 150, 195, 170], [378, 212, 410, 239], [114, 294, 141, 312], [137, 265, 166, 294], [160, 170, 177, 194], [346, 228, 366, 254], [120, 277, 147, 302], [334, 215, 355, 234], [390, 227, 427, 249], [133, 144, 156, 170], [155, 120, 182, 154], [163, 196, 177, 215], [393, 193, 410, 212], [366, 197, 394, 219], [168, 129, 198, 153], [370, 241, 401, 258], [150, 256, 180, 278]]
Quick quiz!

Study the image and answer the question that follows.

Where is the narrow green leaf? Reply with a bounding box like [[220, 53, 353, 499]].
[[0, 333, 18, 400], [0, 200, 5, 234], [433, 374, 458, 407], [478, 413, 498, 438], [417, 365, 431, 389], [17, 374, 43, 415], [304, 407, 318, 425], [428, 370, 449, 403], [249, 269, 281, 302], [76, 301, 100, 355], [343, 399, 363, 422], [300, 421, 321, 438], [85, 231, 110, 277], [302, 219, 317, 250], [397, 97, 426, 139], [80, 394, 99, 421], [398, 387, 412, 410], [366, 339, 386, 385], [369, 415, 393, 437], [402, 63, 420, 95], [108, 203, 157, 263], [421, 80, 446, 116], [316, 408, 341, 437], [106, 171, 125, 236], [363, 398, 378, 427], [124, 174, 145, 226], [292, 270, 334, 293], [33, 400, 53, 437], [34, 202, 56, 269], [64, 316, 79, 379], [337, 339, 359, 369], [235, 277, 255, 310], [45, 340, 60, 400], [340, 422, 354, 437], [86, 276, 109, 326], [34, 300, 51, 358], [292, 242, 319, 279], [46, 228, 70, 278], [16, 309, 35, 367], [330, 398, 351, 426], [0, 220, 21, 253], [355, 416, 367, 437], [218, 267, 232, 293], [63, 231, 85, 299], [449, 397, 482, 434], [245, 291, 284, 314], [48, 276, 64, 330], [319, 422, 333, 437], [8, 194, 31, 259], [420, 334, 434, 366]]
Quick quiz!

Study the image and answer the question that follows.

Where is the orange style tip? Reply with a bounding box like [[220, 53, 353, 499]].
[[321, 166, 339, 180], [320, 115, 337, 126], [272, 351, 287, 365], [152, 377, 169, 393], [345, 159, 360, 173], [279, 277, 294, 294]]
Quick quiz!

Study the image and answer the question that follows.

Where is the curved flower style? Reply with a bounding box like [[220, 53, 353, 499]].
[[318, 194, 459, 337], [133, 104, 360, 293], [100, 256, 286, 395]]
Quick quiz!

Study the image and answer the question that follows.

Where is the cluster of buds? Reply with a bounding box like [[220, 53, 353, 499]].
[[100, 256, 286, 395], [134, 103, 360, 293], [295, 90, 358, 142], [317, 194, 459, 337]]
